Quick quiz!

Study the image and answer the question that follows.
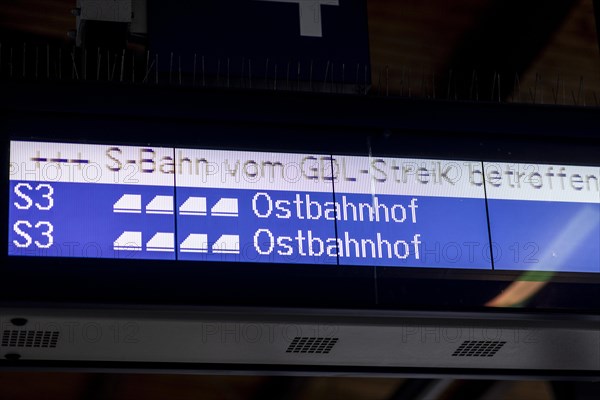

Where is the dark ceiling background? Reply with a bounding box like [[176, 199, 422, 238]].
[[1, 0, 599, 104]]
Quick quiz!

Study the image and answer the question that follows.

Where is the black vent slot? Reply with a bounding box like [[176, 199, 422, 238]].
[[1, 330, 60, 348], [452, 340, 506, 357], [286, 337, 339, 354]]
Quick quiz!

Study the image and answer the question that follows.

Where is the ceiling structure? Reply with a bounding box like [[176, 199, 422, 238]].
[[368, 0, 600, 103], [1, 1, 599, 399], [0, 0, 599, 104]]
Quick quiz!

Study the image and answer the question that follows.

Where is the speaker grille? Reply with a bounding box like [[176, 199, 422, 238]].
[[286, 337, 339, 354], [1, 330, 60, 348], [452, 340, 506, 357]]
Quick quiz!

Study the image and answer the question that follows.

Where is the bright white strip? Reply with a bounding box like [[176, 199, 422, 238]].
[[114, 247, 142, 251], [10, 141, 174, 186], [333, 156, 485, 199], [484, 162, 600, 203], [113, 210, 142, 214], [11, 141, 599, 203], [180, 249, 208, 253], [174, 149, 485, 198], [179, 212, 207, 216], [174, 148, 334, 193]]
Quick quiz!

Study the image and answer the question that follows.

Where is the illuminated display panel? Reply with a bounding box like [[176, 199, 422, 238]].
[[484, 162, 600, 273], [332, 156, 492, 269], [174, 149, 337, 265], [7, 140, 600, 273], [9, 141, 176, 260]]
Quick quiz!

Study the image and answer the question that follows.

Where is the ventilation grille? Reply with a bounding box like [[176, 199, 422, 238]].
[[286, 337, 339, 354], [1, 330, 60, 348], [452, 340, 506, 357]]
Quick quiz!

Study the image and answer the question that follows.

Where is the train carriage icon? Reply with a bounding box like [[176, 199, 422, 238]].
[[113, 194, 142, 213], [210, 198, 239, 217], [179, 197, 238, 217], [179, 197, 207, 216], [146, 196, 174, 215]]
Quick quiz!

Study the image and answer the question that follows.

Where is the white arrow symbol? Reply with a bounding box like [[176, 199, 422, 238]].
[[256, 0, 340, 37]]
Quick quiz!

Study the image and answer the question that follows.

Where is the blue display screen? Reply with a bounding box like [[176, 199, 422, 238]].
[[7, 141, 600, 273], [482, 162, 600, 273]]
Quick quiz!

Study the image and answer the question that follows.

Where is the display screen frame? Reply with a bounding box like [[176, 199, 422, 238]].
[[1, 83, 599, 314]]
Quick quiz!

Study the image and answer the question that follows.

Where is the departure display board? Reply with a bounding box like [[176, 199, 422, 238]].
[[7, 141, 600, 273]]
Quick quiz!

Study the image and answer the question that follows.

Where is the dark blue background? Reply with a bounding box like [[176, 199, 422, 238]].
[[334, 194, 493, 269], [489, 199, 600, 273]]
